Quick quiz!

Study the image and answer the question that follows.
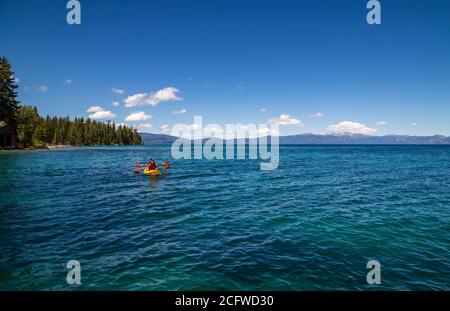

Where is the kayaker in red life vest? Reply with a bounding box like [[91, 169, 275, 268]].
[[146, 159, 157, 171]]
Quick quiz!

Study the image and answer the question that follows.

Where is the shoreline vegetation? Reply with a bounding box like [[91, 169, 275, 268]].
[[15, 106, 143, 148], [0, 143, 142, 153], [0, 108, 143, 150], [0, 56, 142, 150]]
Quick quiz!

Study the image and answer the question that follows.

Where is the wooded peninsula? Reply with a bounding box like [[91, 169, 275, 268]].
[[0, 57, 142, 149]]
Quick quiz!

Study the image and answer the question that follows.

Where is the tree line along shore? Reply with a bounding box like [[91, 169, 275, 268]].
[[0, 56, 142, 150]]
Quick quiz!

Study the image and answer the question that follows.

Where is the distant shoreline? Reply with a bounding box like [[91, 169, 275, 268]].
[[2, 144, 450, 155], [0, 144, 145, 153], [0, 144, 69, 153], [47, 144, 71, 150], [139, 132, 450, 145]]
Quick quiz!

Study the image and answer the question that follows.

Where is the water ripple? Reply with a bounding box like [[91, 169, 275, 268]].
[[1, 145, 449, 290]]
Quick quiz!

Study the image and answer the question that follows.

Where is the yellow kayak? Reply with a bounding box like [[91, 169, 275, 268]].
[[143, 169, 161, 176]]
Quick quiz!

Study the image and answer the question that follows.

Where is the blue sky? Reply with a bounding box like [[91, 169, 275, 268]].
[[1, 0, 449, 136]]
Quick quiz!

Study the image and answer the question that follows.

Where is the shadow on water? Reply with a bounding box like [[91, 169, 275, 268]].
[[147, 176, 161, 186], [145, 171, 171, 186]]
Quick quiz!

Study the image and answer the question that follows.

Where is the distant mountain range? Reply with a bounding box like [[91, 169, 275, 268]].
[[139, 133, 179, 144], [139, 132, 450, 145]]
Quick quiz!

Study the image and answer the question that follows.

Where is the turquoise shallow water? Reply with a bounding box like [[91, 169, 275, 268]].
[[0, 145, 449, 290]]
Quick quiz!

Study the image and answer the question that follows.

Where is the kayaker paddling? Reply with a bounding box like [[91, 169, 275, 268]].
[[143, 159, 161, 176], [133, 160, 169, 176], [146, 159, 157, 171]]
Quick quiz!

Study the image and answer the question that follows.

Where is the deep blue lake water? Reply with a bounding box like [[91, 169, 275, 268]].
[[0, 145, 449, 290]]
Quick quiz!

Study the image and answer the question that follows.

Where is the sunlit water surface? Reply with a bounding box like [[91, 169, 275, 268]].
[[0, 145, 449, 290]]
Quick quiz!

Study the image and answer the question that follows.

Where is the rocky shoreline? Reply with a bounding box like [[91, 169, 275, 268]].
[[46, 144, 70, 150], [0, 144, 70, 151]]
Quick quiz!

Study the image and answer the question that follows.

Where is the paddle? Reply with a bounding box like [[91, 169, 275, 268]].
[[134, 163, 145, 174], [133, 162, 170, 174]]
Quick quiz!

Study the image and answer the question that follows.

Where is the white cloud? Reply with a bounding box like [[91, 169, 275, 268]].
[[88, 110, 116, 120], [376, 121, 387, 126], [124, 111, 152, 122], [86, 106, 105, 113], [136, 124, 154, 132], [63, 79, 72, 85], [256, 128, 280, 137], [124, 87, 182, 108], [38, 85, 48, 93], [260, 107, 267, 112], [112, 88, 125, 95], [161, 124, 171, 134], [148, 87, 182, 105], [13, 77, 20, 84], [124, 93, 147, 107], [173, 109, 187, 115], [268, 114, 304, 126], [327, 121, 378, 135], [112, 101, 120, 107], [411, 122, 417, 127], [309, 112, 324, 118]]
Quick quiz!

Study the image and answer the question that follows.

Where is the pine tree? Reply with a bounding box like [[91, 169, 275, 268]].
[[16, 106, 39, 147], [0, 57, 19, 127], [15, 105, 142, 147]]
